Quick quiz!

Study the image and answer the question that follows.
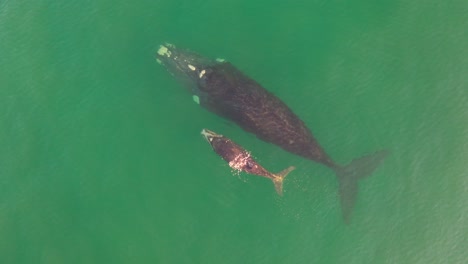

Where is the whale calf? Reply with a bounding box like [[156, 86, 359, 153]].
[[201, 129, 295, 195], [157, 43, 388, 223]]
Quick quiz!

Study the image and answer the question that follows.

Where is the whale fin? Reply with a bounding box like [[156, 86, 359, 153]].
[[335, 150, 389, 224], [272, 166, 296, 196]]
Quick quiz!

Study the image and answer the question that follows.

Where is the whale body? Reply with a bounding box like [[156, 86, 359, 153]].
[[156, 43, 388, 223], [201, 128, 295, 195]]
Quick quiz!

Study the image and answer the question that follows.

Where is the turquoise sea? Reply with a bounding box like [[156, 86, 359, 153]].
[[1, 1, 467, 263]]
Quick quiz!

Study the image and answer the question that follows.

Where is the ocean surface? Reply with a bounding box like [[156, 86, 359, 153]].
[[1, 1, 467, 263]]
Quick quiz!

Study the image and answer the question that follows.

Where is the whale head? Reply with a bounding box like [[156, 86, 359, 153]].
[[201, 128, 223, 143], [156, 43, 218, 92]]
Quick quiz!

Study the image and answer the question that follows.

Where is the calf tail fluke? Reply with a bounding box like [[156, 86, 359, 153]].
[[272, 166, 296, 196], [335, 150, 389, 223]]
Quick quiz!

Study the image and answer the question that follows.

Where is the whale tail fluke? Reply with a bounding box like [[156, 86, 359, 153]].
[[335, 150, 389, 224], [272, 166, 296, 196]]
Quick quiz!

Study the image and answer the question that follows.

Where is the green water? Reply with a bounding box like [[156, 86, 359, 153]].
[[1, 1, 467, 263]]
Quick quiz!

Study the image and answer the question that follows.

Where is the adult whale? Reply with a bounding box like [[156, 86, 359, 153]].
[[156, 43, 388, 223]]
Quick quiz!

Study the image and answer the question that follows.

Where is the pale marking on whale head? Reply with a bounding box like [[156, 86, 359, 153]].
[[216, 58, 225, 62], [199, 69, 206, 78], [192, 95, 200, 104], [188, 64, 196, 71], [201, 129, 223, 143], [156, 58, 162, 64], [157, 45, 171, 57]]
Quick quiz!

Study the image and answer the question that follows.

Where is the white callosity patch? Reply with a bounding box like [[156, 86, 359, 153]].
[[157, 45, 171, 57], [192, 95, 200, 104], [216, 58, 225, 62], [188, 64, 196, 71], [199, 69, 206, 78], [200, 129, 223, 143], [200, 129, 211, 141], [228, 153, 250, 171]]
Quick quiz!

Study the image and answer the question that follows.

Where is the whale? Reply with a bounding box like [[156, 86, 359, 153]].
[[156, 43, 388, 223], [201, 129, 295, 195]]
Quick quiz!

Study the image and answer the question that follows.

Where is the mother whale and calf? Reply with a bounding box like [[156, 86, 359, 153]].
[[156, 43, 388, 223]]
